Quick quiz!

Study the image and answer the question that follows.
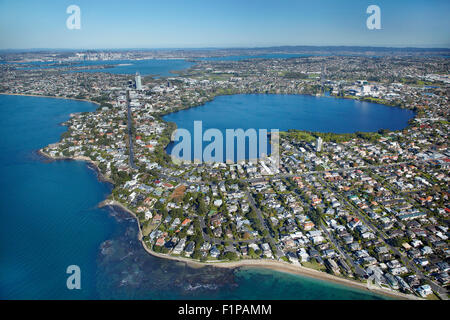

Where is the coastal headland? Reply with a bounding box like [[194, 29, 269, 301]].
[[27, 92, 424, 301], [32, 149, 421, 301]]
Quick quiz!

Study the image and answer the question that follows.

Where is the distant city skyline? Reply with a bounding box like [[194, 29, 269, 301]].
[[0, 0, 449, 49]]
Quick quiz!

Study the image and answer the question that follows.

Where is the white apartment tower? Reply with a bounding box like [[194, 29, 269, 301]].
[[316, 137, 323, 152], [135, 72, 142, 90]]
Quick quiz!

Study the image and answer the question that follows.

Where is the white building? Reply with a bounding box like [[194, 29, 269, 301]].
[[135, 72, 142, 90], [316, 137, 323, 152], [416, 284, 432, 297]]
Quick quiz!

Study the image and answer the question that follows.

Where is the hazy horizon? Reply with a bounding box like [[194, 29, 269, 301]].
[[1, 0, 449, 50], [1, 45, 450, 52]]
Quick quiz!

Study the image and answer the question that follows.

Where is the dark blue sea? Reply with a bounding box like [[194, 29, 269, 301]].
[[164, 94, 415, 162], [0, 94, 390, 299]]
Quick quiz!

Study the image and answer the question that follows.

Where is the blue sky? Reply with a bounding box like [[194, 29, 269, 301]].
[[0, 0, 449, 49]]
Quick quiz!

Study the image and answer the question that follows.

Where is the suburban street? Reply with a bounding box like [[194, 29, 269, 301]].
[[126, 91, 137, 170], [319, 224, 367, 278], [320, 177, 449, 300]]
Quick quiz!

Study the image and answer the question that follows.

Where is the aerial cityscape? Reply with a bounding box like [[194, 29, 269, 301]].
[[0, 0, 449, 307]]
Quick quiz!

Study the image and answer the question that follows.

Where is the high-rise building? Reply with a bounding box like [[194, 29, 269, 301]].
[[316, 137, 323, 152], [135, 72, 142, 90]]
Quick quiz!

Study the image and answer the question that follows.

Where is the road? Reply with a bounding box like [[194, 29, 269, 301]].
[[246, 191, 284, 258], [126, 91, 137, 170], [195, 193, 282, 256], [245, 160, 421, 184]]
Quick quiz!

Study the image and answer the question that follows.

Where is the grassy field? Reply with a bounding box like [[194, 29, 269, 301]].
[[301, 260, 327, 272], [142, 222, 159, 237]]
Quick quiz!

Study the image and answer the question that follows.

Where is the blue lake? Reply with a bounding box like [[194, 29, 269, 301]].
[[0, 94, 389, 299], [164, 94, 415, 162]]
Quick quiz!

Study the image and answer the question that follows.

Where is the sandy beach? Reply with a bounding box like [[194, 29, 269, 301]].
[[98, 198, 421, 300]]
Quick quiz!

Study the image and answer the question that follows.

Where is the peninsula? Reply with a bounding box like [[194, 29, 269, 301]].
[[2, 48, 449, 300]]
